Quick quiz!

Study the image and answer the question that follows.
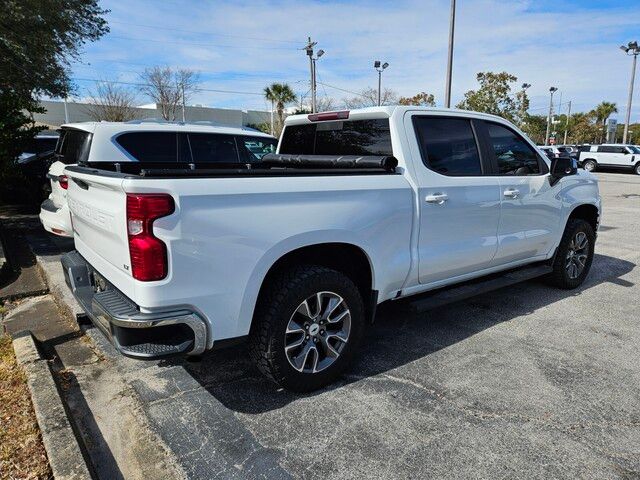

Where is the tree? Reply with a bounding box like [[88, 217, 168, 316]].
[[399, 92, 436, 106], [343, 87, 398, 109], [0, 0, 108, 169], [85, 81, 138, 122], [568, 112, 599, 144], [139, 67, 199, 121], [591, 101, 617, 143], [520, 114, 548, 144], [456, 72, 528, 124], [293, 97, 336, 114], [264, 83, 297, 135]]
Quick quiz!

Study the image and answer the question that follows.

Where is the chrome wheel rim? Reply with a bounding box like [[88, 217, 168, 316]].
[[284, 291, 351, 373], [584, 161, 595, 171], [566, 231, 589, 279]]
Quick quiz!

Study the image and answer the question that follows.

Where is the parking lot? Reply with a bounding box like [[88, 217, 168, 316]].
[[3, 172, 639, 479]]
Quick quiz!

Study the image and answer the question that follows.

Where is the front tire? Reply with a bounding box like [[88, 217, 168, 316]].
[[548, 219, 595, 289], [249, 265, 365, 391], [582, 159, 597, 172], [634, 163, 640, 176]]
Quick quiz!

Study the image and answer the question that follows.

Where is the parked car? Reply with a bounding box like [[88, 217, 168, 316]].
[[16, 132, 60, 199], [578, 144, 640, 174], [538, 145, 574, 160], [39, 121, 277, 237], [61, 107, 600, 391], [17, 132, 59, 163]]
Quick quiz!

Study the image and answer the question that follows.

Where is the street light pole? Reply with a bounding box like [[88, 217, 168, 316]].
[[621, 41, 639, 144], [374, 61, 389, 106], [444, 0, 456, 108], [305, 37, 318, 113], [545, 86, 558, 146]]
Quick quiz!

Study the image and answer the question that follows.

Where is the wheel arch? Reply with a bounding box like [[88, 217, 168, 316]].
[[567, 203, 599, 233]]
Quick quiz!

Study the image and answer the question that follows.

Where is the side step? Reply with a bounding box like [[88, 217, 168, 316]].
[[408, 263, 553, 313]]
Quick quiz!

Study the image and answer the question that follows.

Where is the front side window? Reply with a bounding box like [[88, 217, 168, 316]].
[[486, 122, 541, 175], [413, 116, 482, 176], [116, 132, 177, 162], [279, 119, 393, 156], [238, 136, 277, 161], [187, 133, 239, 163]]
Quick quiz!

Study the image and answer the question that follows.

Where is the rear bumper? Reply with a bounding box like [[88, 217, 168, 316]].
[[40, 199, 73, 237], [61, 250, 207, 359]]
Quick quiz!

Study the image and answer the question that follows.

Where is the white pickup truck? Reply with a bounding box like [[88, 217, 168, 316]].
[[61, 107, 601, 391]]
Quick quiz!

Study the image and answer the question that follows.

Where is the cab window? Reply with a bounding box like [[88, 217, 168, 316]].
[[485, 122, 542, 175]]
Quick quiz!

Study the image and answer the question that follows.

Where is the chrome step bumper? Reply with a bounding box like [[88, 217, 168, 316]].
[[61, 251, 207, 359]]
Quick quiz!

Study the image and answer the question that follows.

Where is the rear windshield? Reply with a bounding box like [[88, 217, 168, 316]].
[[279, 119, 393, 156], [55, 129, 92, 164]]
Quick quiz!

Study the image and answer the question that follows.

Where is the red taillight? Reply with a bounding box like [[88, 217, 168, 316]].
[[59, 175, 68, 190], [307, 110, 350, 122], [126, 194, 174, 281]]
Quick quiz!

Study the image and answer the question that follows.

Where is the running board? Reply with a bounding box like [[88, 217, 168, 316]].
[[408, 263, 553, 313]]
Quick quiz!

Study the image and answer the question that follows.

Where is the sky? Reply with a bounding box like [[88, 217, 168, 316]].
[[68, 0, 640, 120]]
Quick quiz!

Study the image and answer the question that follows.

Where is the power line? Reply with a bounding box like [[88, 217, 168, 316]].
[[107, 34, 297, 51], [316, 81, 366, 98], [108, 20, 301, 45], [71, 77, 265, 96]]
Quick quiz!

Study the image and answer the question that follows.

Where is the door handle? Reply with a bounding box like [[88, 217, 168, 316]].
[[425, 193, 448, 204], [503, 188, 520, 199]]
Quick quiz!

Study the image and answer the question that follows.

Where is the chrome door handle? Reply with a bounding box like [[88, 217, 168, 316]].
[[503, 188, 520, 199], [425, 193, 449, 204]]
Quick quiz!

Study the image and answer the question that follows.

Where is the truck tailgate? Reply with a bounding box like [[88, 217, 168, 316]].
[[66, 170, 132, 287]]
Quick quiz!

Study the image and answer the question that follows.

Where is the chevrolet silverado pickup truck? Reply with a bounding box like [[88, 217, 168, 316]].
[[61, 107, 601, 391]]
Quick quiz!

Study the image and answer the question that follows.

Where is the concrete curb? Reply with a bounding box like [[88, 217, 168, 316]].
[[12, 331, 93, 480]]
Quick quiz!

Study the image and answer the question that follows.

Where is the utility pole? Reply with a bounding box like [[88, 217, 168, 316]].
[[270, 100, 274, 136], [374, 61, 389, 106], [545, 86, 558, 146], [181, 83, 186, 122], [563, 100, 572, 145], [304, 37, 318, 113], [520, 83, 531, 126], [444, 0, 456, 108], [620, 41, 639, 144]]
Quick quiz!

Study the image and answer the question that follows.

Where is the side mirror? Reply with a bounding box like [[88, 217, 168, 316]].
[[550, 157, 577, 181]]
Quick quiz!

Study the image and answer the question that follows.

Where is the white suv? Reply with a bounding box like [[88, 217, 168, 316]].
[[39, 121, 278, 236], [579, 144, 640, 175]]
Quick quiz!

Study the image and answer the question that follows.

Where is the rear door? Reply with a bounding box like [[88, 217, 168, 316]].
[[479, 120, 560, 264], [596, 145, 628, 166], [406, 114, 502, 285]]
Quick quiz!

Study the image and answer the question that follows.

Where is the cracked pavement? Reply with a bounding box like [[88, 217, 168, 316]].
[[32, 173, 640, 478]]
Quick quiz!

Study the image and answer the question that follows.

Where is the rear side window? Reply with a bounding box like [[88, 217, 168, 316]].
[[187, 133, 239, 163], [55, 129, 92, 165], [413, 117, 482, 176], [597, 145, 625, 154], [238, 136, 277, 162], [116, 132, 177, 162], [279, 119, 393, 156], [486, 122, 541, 175]]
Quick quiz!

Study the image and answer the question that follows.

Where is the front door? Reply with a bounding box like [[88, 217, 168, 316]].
[[480, 121, 562, 265], [408, 114, 501, 285]]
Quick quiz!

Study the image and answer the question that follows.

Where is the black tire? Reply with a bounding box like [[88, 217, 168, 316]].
[[634, 163, 640, 176], [582, 159, 597, 172], [249, 265, 365, 392], [547, 218, 595, 289]]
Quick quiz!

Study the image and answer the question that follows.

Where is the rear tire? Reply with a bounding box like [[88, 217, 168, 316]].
[[634, 163, 640, 176], [249, 265, 365, 392], [582, 159, 597, 172], [547, 219, 595, 289]]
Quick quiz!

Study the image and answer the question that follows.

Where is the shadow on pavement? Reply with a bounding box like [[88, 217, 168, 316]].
[[171, 252, 635, 414]]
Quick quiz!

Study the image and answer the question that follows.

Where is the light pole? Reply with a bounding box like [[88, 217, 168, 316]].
[[312, 49, 324, 112], [305, 37, 318, 113], [444, 0, 456, 108], [374, 61, 389, 106], [620, 41, 639, 144], [545, 86, 558, 145], [520, 83, 531, 126]]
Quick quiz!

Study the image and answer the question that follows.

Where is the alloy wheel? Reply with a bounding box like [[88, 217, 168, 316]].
[[565, 231, 589, 279], [284, 291, 351, 373]]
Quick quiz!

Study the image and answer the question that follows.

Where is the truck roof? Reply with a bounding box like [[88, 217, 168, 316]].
[[283, 106, 518, 126], [60, 120, 275, 138]]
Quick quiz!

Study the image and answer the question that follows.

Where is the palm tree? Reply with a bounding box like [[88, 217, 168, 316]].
[[264, 83, 297, 135], [591, 101, 618, 143]]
